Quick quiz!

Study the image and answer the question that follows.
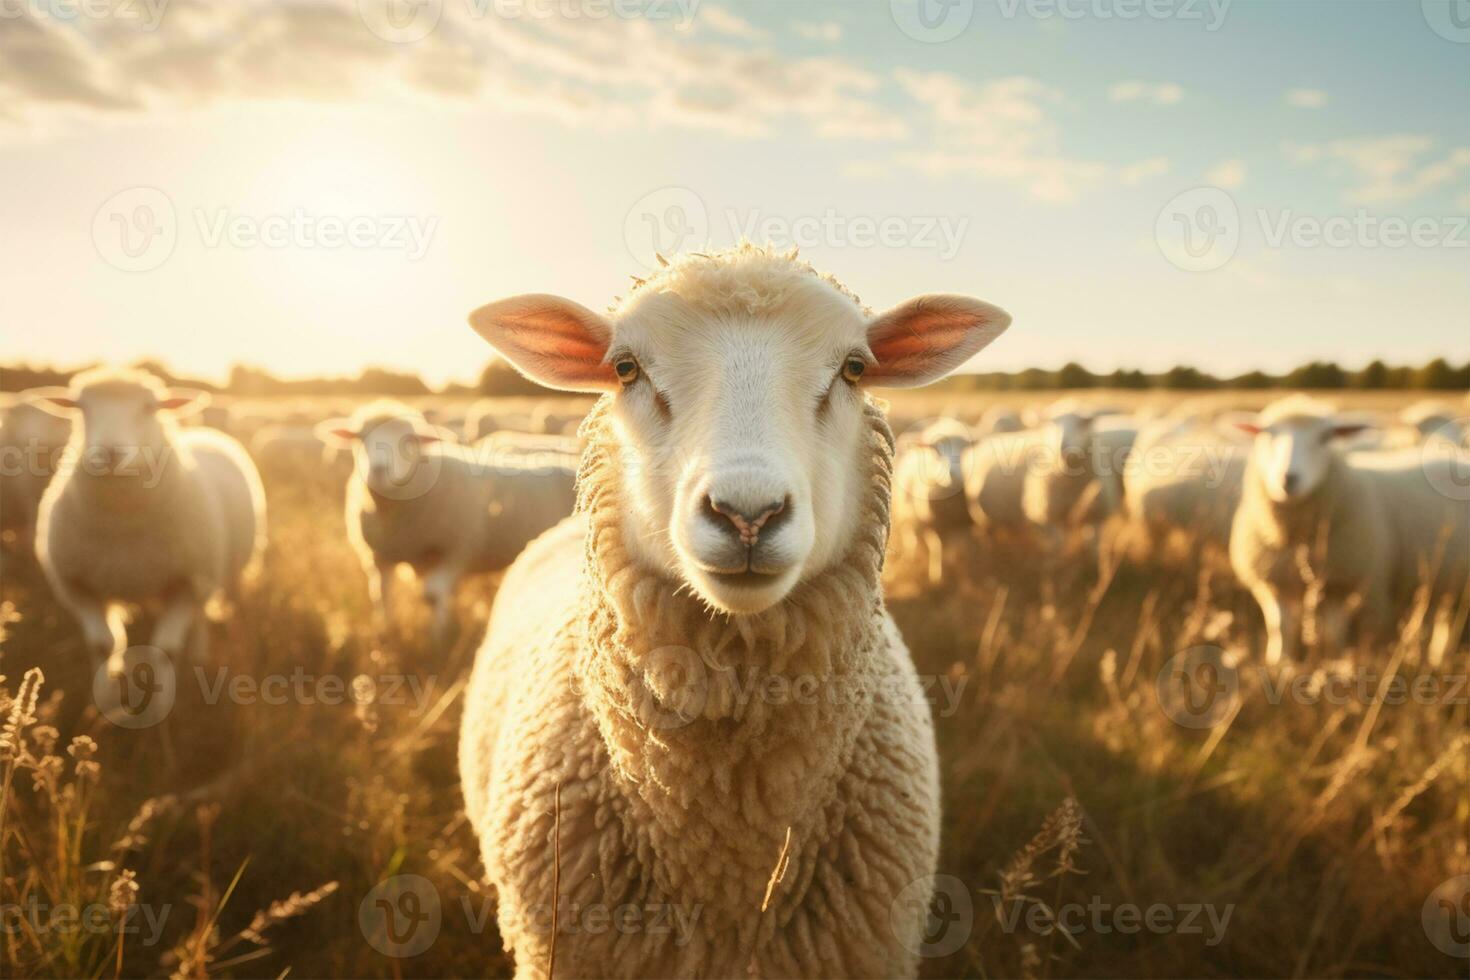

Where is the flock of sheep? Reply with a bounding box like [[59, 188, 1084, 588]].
[[890, 391, 1470, 664], [1, 243, 1467, 976]]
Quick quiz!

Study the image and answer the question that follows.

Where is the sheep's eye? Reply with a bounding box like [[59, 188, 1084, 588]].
[[841, 356, 866, 384], [614, 357, 640, 386]]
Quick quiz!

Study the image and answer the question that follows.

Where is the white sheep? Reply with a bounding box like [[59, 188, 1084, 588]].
[[0, 393, 72, 562], [1401, 399, 1468, 449], [977, 404, 1025, 437], [1230, 395, 1469, 664], [892, 417, 974, 582], [322, 401, 576, 646], [1123, 416, 1247, 556], [458, 244, 1011, 977], [33, 368, 265, 671]]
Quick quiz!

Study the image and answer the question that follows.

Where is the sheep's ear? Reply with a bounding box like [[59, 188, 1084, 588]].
[[28, 387, 79, 416], [1329, 423, 1371, 441], [158, 388, 210, 417], [468, 294, 617, 393], [862, 295, 1010, 389], [315, 419, 360, 445]]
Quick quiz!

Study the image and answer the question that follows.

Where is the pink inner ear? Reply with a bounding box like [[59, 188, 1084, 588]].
[[158, 397, 196, 411], [415, 433, 441, 445], [331, 428, 359, 442], [470, 296, 617, 391], [865, 297, 1007, 386], [1234, 422, 1263, 436]]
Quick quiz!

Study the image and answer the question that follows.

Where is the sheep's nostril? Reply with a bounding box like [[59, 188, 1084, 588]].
[[1283, 473, 1299, 494], [705, 495, 791, 546]]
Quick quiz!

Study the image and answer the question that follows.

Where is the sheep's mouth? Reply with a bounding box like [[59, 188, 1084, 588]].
[[705, 569, 782, 588]]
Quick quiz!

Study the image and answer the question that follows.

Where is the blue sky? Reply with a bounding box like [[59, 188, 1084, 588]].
[[1, 0, 1466, 385]]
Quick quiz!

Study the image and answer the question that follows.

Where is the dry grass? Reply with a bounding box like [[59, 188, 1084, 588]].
[[1, 392, 1467, 978]]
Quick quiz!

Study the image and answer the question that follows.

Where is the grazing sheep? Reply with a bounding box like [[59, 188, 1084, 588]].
[[1402, 399, 1468, 449], [963, 428, 1040, 532], [33, 368, 265, 671], [0, 394, 72, 561], [459, 244, 1011, 977], [323, 402, 576, 646], [892, 417, 974, 583], [248, 424, 341, 471], [1230, 396, 1470, 664]]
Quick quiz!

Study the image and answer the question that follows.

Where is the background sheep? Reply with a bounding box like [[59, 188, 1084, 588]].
[[34, 368, 265, 671], [1123, 416, 1248, 559], [893, 417, 975, 583], [459, 245, 1010, 977], [323, 402, 576, 647], [1229, 396, 1469, 664], [0, 393, 72, 564]]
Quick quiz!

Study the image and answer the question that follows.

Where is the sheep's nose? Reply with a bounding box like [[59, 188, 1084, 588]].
[[703, 494, 790, 547], [1283, 472, 1300, 494]]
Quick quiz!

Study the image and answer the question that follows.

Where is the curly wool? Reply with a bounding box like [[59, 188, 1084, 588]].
[[459, 396, 942, 979]]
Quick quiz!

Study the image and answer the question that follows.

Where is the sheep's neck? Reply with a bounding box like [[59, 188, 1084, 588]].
[[571, 395, 896, 908]]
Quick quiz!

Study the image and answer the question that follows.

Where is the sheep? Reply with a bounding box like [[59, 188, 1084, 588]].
[[891, 417, 974, 583], [1123, 416, 1247, 558], [1229, 395, 1469, 664], [322, 401, 576, 647], [458, 244, 1011, 977], [977, 405, 1025, 437], [0, 393, 72, 563], [1401, 399, 1468, 449], [33, 368, 265, 672]]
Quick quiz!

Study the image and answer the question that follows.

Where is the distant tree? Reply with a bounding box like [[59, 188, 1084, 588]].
[[1230, 371, 1276, 389], [1285, 361, 1348, 389], [476, 359, 561, 398], [1158, 366, 1215, 390], [1354, 360, 1391, 389], [1056, 362, 1095, 389], [1413, 357, 1467, 390]]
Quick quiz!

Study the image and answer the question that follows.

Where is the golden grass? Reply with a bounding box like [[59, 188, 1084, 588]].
[[0, 393, 1466, 978]]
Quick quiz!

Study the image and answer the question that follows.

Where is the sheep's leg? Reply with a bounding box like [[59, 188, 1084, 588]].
[[1252, 584, 1299, 665], [57, 583, 126, 670], [923, 527, 944, 585], [1318, 599, 1351, 655], [368, 559, 396, 630], [150, 594, 201, 660], [421, 564, 462, 650]]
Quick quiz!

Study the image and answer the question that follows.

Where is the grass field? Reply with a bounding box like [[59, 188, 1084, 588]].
[[2, 391, 1468, 979]]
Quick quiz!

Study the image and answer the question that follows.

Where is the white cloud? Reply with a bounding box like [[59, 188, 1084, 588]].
[[1285, 135, 1470, 205], [1119, 157, 1170, 184], [1285, 88, 1328, 109], [696, 5, 766, 41], [1205, 158, 1247, 189], [1108, 80, 1184, 106], [792, 19, 842, 42]]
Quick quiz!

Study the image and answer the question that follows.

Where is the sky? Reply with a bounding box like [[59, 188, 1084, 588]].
[[1, 0, 1467, 387]]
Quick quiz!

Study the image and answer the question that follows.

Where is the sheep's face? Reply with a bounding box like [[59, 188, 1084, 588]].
[[470, 257, 1010, 616], [1237, 412, 1367, 503], [322, 412, 442, 499], [38, 379, 205, 478], [912, 431, 970, 497], [1046, 411, 1095, 469]]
